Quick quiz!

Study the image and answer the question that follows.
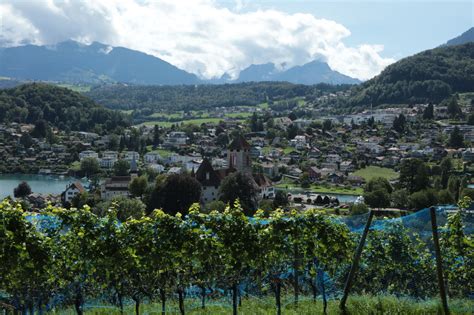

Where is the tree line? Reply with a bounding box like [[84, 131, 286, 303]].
[[86, 82, 350, 112], [1, 198, 473, 315], [362, 157, 474, 210]]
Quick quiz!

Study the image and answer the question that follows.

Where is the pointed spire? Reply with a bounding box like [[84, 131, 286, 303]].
[[228, 134, 250, 150], [130, 156, 138, 174]]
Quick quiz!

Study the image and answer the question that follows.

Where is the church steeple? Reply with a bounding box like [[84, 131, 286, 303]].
[[227, 134, 251, 173], [130, 156, 138, 178]]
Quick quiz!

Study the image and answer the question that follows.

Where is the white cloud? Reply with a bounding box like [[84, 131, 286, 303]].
[[0, 0, 395, 80]]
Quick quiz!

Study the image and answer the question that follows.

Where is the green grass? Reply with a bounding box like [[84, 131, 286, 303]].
[[137, 117, 243, 127], [225, 112, 253, 118], [153, 148, 174, 159], [261, 146, 296, 155], [48, 295, 473, 314], [352, 166, 398, 181], [138, 121, 176, 127], [148, 112, 183, 119], [257, 102, 269, 109], [56, 84, 91, 92], [146, 146, 174, 158]]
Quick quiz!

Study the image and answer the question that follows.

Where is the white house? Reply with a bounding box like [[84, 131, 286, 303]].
[[100, 157, 117, 169], [261, 161, 279, 178], [195, 159, 221, 203], [144, 152, 162, 164], [103, 151, 119, 159], [100, 151, 118, 168], [122, 151, 140, 162], [61, 182, 86, 203], [100, 176, 132, 200], [79, 150, 98, 161], [148, 163, 165, 173], [290, 135, 307, 150], [463, 148, 474, 162], [164, 131, 188, 147]]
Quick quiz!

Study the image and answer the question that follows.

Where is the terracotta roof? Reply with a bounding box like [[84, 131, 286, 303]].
[[253, 173, 272, 187], [228, 134, 251, 150], [71, 181, 85, 193]]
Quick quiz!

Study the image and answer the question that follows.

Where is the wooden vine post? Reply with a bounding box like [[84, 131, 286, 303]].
[[430, 207, 450, 315], [340, 210, 374, 310], [339, 207, 450, 315]]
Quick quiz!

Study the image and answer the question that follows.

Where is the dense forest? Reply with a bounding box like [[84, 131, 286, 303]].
[[347, 43, 474, 108], [86, 82, 352, 111], [0, 83, 130, 133]]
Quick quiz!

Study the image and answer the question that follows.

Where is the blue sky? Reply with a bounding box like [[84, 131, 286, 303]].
[[225, 0, 473, 58]]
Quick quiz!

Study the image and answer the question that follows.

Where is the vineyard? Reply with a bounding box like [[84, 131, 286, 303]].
[[1, 199, 473, 315]]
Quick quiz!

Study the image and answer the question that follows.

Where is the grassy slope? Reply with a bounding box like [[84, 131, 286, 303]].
[[352, 166, 399, 181]]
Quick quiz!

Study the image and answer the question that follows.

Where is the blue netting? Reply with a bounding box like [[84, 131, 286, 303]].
[[12, 206, 474, 313]]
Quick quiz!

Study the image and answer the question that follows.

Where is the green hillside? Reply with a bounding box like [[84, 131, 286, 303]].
[[347, 43, 474, 107], [0, 83, 130, 133]]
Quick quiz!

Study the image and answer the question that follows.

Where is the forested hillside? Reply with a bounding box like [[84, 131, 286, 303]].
[[0, 83, 130, 132], [87, 82, 351, 111], [347, 43, 474, 107]]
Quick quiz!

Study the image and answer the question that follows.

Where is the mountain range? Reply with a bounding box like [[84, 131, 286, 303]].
[[225, 60, 360, 85], [1, 28, 472, 87], [0, 40, 359, 85], [0, 41, 200, 85]]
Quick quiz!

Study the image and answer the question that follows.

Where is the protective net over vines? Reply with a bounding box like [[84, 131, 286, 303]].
[[1, 200, 473, 314]]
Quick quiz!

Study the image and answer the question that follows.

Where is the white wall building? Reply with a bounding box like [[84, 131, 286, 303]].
[[61, 182, 85, 203], [79, 150, 98, 161], [144, 152, 162, 164]]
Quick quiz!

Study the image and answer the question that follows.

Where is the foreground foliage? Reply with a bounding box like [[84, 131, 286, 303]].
[[0, 200, 473, 315]]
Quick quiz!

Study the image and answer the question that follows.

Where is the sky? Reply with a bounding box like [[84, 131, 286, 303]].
[[0, 0, 472, 81]]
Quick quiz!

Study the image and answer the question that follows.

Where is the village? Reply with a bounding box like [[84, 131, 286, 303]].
[[1, 98, 473, 214]]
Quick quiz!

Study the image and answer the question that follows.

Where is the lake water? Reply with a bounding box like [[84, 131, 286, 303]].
[[0, 174, 88, 199]]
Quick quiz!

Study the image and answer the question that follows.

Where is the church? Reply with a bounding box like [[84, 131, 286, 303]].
[[194, 134, 274, 204]]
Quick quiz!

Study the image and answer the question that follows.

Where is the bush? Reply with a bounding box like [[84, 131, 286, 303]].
[[350, 203, 369, 215], [408, 189, 438, 210], [13, 181, 31, 198]]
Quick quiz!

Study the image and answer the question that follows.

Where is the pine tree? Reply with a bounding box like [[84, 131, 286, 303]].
[[153, 124, 161, 146], [422, 103, 434, 120], [448, 126, 464, 148], [447, 98, 462, 118]]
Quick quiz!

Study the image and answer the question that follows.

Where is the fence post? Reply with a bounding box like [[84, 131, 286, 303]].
[[340, 210, 374, 310], [430, 206, 450, 315]]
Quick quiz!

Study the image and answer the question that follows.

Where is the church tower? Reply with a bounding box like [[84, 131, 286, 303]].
[[129, 156, 139, 178], [227, 134, 252, 173]]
